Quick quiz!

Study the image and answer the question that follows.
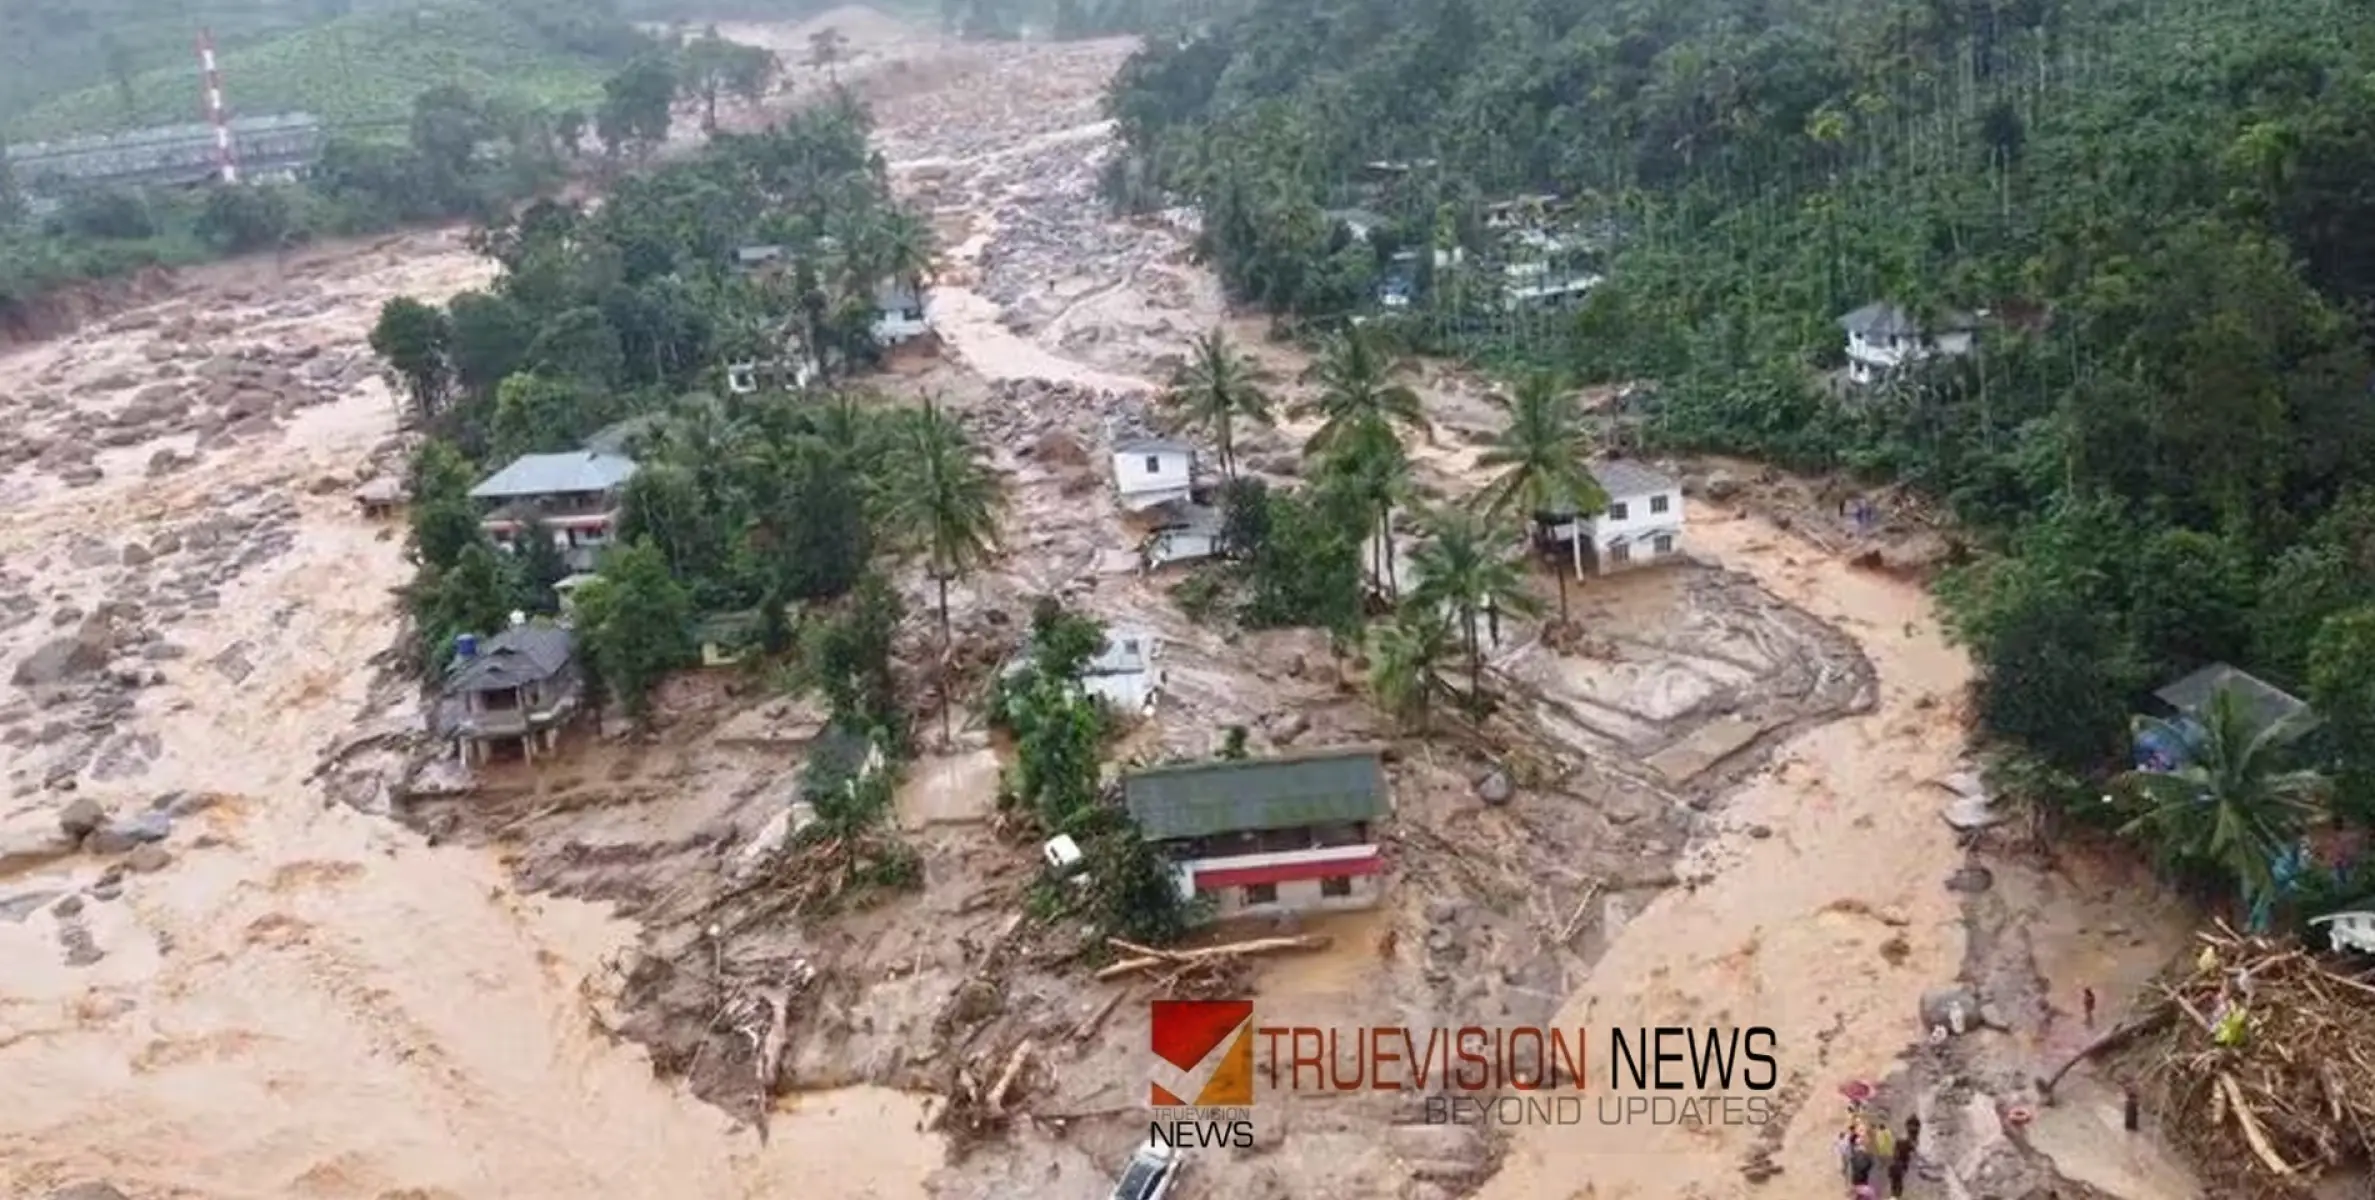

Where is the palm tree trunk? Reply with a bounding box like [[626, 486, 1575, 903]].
[[1465, 608, 1483, 713], [1218, 420, 1235, 482], [1382, 506, 1398, 599], [1555, 564, 1570, 626], [937, 571, 953, 745]]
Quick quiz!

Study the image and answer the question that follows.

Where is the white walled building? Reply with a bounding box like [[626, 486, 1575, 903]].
[[1839, 302, 1977, 385], [1535, 459, 1686, 577], [1111, 436, 1197, 513], [873, 279, 931, 345]]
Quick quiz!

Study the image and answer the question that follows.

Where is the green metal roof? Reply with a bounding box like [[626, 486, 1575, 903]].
[[1123, 749, 1387, 841]]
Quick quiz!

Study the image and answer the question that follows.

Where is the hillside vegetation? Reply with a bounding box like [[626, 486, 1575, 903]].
[[1104, 0, 2375, 957], [8, 0, 649, 141], [0, 0, 389, 128]]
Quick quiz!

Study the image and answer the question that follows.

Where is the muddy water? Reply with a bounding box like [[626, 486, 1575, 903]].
[[1475, 505, 1972, 1200], [0, 237, 942, 1199]]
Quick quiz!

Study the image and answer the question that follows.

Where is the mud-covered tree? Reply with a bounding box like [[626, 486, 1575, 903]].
[[1161, 328, 1272, 481], [1368, 607, 1457, 731], [516, 522, 574, 613], [1405, 505, 1541, 713], [1475, 371, 1605, 625], [805, 572, 906, 745], [808, 28, 849, 82], [408, 541, 521, 676], [1242, 485, 1364, 639], [887, 398, 1002, 737], [195, 184, 295, 254], [1084, 824, 1195, 946], [1316, 415, 1411, 596], [406, 440, 484, 573], [369, 297, 452, 425], [677, 27, 740, 134], [572, 537, 695, 725]]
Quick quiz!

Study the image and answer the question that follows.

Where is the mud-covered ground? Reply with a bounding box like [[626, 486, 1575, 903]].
[[0, 10, 2208, 1200]]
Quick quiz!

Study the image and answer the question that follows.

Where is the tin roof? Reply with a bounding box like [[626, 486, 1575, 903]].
[[470, 451, 638, 500], [1590, 458, 1677, 500], [2153, 664, 2309, 731], [1124, 748, 1387, 841], [443, 625, 574, 695]]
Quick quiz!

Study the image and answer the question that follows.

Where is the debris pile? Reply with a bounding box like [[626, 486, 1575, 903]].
[[2123, 927, 2375, 1197]]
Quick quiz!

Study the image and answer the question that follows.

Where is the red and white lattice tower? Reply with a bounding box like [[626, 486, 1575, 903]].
[[196, 29, 239, 183]]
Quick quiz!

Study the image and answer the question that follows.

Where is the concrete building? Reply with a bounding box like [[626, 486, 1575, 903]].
[[1124, 748, 1390, 920], [471, 451, 639, 572], [1534, 459, 1686, 577], [1111, 436, 1196, 513], [437, 622, 582, 766], [1839, 302, 1977, 386]]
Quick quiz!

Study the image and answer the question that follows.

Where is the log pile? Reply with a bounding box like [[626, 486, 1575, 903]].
[[2126, 927, 2375, 1197], [932, 1038, 1039, 1157]]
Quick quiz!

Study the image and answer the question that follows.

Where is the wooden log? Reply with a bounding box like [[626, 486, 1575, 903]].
[[1103, 934, 1331, 968], [2036, 1006, 2173, 1103], [987, 1039, 1035, 1117], [1072, 987, 1130, 1040], [2220, 1072, 2296, 1176]]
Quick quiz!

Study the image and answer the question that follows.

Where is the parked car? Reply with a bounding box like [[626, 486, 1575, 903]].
[[1110, 1137, 1184, 1200]]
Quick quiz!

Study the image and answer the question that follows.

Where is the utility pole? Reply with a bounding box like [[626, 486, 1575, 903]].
[[197, 29, 238, 183]]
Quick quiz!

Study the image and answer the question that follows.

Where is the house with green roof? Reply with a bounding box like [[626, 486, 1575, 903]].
[[1123, 748, 1390, 919]]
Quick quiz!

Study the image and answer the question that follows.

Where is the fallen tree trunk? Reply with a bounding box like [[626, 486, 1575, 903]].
[[1094, 934, 1331, 980], [987, 1039, 1035, 1117], [2037, 1005, 2173, 1103]]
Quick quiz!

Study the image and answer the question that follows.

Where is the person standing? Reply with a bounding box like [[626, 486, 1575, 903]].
[[1889, 1117, 1919, 1197]]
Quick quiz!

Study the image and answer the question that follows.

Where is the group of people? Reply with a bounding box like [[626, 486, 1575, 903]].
[[1836, 1111, 1920, 1198]]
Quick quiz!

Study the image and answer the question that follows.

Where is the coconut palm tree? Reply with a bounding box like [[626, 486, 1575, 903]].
[[888, 395, 1002, 646], [1368, 607, 1458, 732], [1406, 506, 1543, 712], [1475, 371, 1607, 624], [879, 207, 936, 302], [2117, 688, 2328, 919], [1317, 414, 1410, 596], [1297, 326, 1431, 456], [1161, 328, 1273, 481]]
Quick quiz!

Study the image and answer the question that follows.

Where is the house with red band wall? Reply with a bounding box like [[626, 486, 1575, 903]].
[[1123, 748, 1389, 919]]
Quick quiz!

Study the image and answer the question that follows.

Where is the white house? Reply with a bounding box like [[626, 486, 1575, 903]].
[[725, 354, 819, 395], [1111, 436, 1197, 513], [1839, 302, 1977, 385], [1142, 503, 1225, 570], [1083, 628, 1164, 716], [1004, 628, 1165, 717], [1535, 459, 1685, 577], [873, 279, 930, 345]]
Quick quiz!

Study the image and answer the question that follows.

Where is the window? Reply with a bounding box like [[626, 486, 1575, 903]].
[[1610, 543, 1632, 565], [1145, 455, 1162, 475], [1606, 501, 1629, 521], [1244, 882, 1279, 905], [1649, 494, 1670, 515], [1320, 876, 1354, 898], [1653, 534, 1675, 555]]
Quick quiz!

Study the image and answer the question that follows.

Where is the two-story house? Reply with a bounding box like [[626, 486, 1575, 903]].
[[1534, 459, 1686, 577], [471, 451, 639, 572], [1124, 748, 1390, 920], [1111, 436, 1197, 514], [437, 621, 582, 765], [1839, 302, 1977, 385]]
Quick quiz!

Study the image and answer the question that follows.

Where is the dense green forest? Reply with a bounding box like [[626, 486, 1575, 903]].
[[1104, 0, 2375, 921]]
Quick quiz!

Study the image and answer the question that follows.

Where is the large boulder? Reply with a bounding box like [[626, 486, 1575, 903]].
[[50, 1184, 132, 1200], [12, 618, 114, 686]]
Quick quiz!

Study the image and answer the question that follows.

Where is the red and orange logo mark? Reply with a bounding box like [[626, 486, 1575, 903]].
[[1150, 1000, 1255, 1107]]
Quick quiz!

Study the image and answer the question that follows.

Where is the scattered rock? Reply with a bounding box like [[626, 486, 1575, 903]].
[[58, 795, 106, 838], [12, 626, 112, 687], [121, 542, 152, 567], [1919, 985, 1980, 1034], [950, 977, 1003, 1024], [1264, 710, 1310, 746], [210, 641, 256, 685], [1701, 470, 1742, 501], [125, 843, 173, 873], [1747, 823, 1774, 839], [1945, 864, 1995, 894], [51, 894, 84, 918], [0, 890, 62, 923], [1474, 768, 1514, 806]]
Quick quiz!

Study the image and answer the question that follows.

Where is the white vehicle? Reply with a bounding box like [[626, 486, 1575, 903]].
[[1110, 1138, 1185, 1200]]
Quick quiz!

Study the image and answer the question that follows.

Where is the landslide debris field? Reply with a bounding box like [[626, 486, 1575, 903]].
[[0, 12, 2187, 1200]]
